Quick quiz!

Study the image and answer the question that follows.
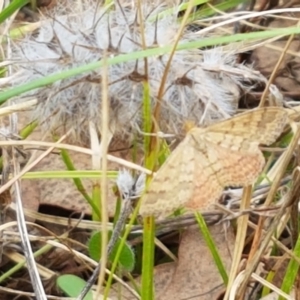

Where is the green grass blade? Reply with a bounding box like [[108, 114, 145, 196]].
[[0, 0, 29, 24], [60, 149, 101, 219], [141, 79, 156, 300], [2, 26, 300, 103], [279, 233, 300, 300], [194, 211, 228, 285], [191, 0, 247, 19], [103, 204, 141, 299], [22, 170, 118, 179]]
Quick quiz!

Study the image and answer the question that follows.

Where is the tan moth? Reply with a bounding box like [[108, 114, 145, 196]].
[[139, 107, 288, 219]]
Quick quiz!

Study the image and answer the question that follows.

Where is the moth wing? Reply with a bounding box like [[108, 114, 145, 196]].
[[140, 134, 222, 218], [139, 135, 194, 219], [185, 141, 223, 211], [203, 107, 287, 146], [205, 140, 265, 187]]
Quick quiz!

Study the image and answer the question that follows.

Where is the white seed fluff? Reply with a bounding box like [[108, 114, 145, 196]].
[[9, 0, 267, 144]]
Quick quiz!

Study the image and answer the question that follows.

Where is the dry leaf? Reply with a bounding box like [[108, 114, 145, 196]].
[[157, 225, 235, 299], [140, 107, 288, 219], [106, 225, 235, 300]]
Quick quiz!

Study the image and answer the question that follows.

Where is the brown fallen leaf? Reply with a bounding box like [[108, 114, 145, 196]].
[[106, 224, 235, 300]]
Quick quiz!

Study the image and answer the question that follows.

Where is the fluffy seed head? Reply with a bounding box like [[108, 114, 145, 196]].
[[8, 0, 267, 144]]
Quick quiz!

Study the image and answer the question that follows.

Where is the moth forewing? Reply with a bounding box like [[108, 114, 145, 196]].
[[139, 107, 288, 219], [139, 135, 195, 218], [205, 107, 288, 145]]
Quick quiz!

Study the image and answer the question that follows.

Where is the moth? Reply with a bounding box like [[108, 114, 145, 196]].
[[139, 107, 288, 219]]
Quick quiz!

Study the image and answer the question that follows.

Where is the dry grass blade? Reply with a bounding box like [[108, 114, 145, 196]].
[[11, 153, 47, 300], [230, 271, 294, 300], [235, 121, 300, 297], [0, 148, 12, 264], [140, 107, 288, 219], [0, 100, 37, 117]]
